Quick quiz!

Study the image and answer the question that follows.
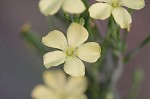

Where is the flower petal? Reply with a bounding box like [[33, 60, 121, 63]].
[[66, 77, 87, 94], [43, 70, 66, 91], [68, 94, 87, 99], [67, 22, 88, 48], [112, 7, 132, 29], [62, 0, 86, 14], [96, 0, 111, 3], [31, 85, 56, 99], [121, 0, 145, 10], [89, 3, 112, 20], [43, 51, 66, 68], [76, 42, 101, 63], [39, 0, 63, 15], [64, 57, 85, 77], [42, 30, 68, 50]]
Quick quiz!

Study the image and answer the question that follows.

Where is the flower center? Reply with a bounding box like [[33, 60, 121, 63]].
[[66, 47, 75, 56], [111, 0, 120, 8]]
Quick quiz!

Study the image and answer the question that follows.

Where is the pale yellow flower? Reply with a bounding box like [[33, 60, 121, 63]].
[[89, 0, 145, 30], [39, 0, 86, 16], [31, 70, 88, 99], [42, 22, 101, 77]]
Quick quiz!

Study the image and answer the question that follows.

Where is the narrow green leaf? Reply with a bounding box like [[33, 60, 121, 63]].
[[125, 35, 150, 63], [139, 35, 150, 48], [20, 23, 47, 55]]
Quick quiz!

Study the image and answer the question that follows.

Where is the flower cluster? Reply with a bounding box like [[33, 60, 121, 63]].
[[39, 0, 145, 30], [39, 0, 145, 77], [31, 70, 88, 99]]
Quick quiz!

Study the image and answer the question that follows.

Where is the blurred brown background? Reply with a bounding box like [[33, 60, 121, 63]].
[[0, 0, 149, 99]]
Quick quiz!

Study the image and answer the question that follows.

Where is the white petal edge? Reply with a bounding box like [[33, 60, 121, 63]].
[[43, 51, 66, 68], [67, 22, 89, 48], [62, 0, 86, 14], [64, 57, 85, 77], [39, 0, 63, 15], [31, 85, 56, 99], [76, 42, 101, 63], [89, 3, 112, 20], [43, 70, 66, 90], [42, 30, 68, 51], [66, 76, 87, 94], [121, 0, 145, 10], [112, 7, 132, 29], [96, 0, 111, 3]]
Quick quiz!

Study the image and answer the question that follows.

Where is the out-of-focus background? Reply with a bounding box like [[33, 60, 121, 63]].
[[0, 0, 149, 99]]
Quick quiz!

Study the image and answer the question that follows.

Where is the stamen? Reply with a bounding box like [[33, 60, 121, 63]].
[[66, 47, 75, 56], [111, 0, 120, 8]]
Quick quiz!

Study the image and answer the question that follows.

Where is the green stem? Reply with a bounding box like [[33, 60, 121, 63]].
[[127, 68, 144, 99], [122, 30, 128, 52], [101, 16, 123, 99]]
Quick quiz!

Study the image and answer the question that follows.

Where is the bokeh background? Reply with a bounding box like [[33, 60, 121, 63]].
[[0, 0, 149, 99]]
